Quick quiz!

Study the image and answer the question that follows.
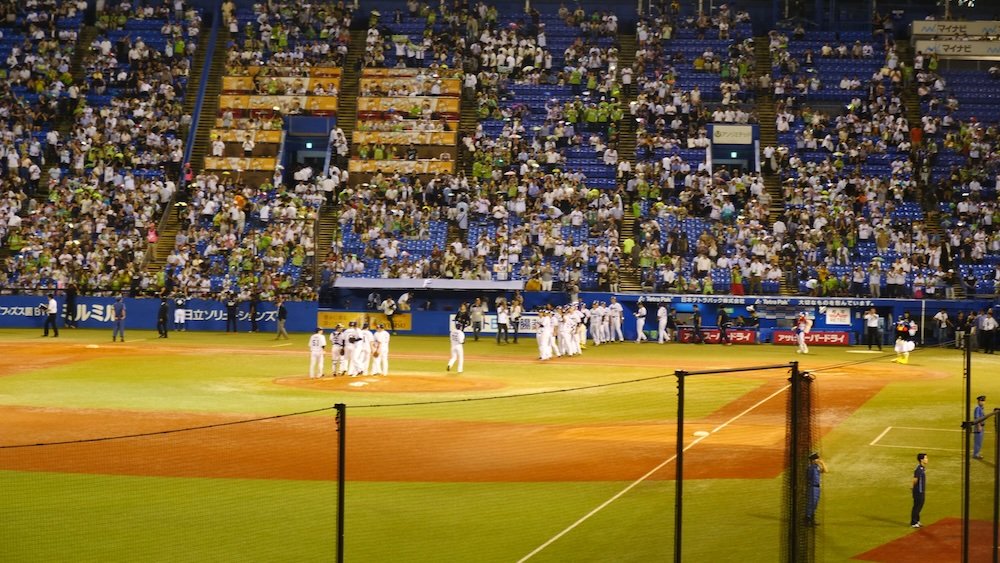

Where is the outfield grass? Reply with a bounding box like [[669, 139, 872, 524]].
[[0, 328, 997, 562]]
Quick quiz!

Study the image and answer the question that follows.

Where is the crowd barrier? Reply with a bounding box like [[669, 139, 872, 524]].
[[325, 289, 997, 343], [356, 96, 460, 113], [359, 76, 461, 95], [218, 94, 338, 113], [351, 130, 457, 145], [203, 156, 278, 171], [222, 76, 342, 93], [209, 129, 283, 143], [1, 293, 993, 342]]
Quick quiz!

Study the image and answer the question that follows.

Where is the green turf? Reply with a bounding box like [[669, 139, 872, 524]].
[[1, 328, 999, 561]]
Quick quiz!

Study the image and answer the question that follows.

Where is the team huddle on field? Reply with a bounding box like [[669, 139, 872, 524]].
[[308, 322, 391, 378]]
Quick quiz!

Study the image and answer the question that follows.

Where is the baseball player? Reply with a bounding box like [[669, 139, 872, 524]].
[[635, 302, 648, 343], [559, 307, 576, 356], [537, 310, 553, 360], [609, 297, 625, 342], [341, 321, 359, 375], [548, 307, 562, 357], [893, 315, 917, 364], [173, 292, 187, 331], [308, 327, 326, 379], [657, 304, 668, 344], [371, 324, 390, 375], [351, 324, 374, 376], [576, 302, 589, 350], [329, 324, 345, 376], [590, 300, 604, 346], [796, 312, 812, 354], [447, 322, 466, 373]]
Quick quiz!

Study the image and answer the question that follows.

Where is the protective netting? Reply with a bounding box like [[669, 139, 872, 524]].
[[0, 367, 817, 562], [0, 408, 339, 563]]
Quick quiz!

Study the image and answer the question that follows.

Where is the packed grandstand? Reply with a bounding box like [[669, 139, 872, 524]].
[[0, 0, 998, 303]]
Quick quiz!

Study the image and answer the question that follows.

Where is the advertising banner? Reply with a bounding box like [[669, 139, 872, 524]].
[[0, 296, 317, 333], [203, 156, 279, 172], [359, 77, 461, 95], [913, 40, 1000, 59], [911, 20, 1000, 37], [677, 328, 757, 344], [711, 124, 754, 144], [316, 311, 413, 331], [357, 96, 461, 114], [222, 76, 342, 93], [352, 130, 458, 146], [348, 159, 455, 175], [824, 307, 851, 325], [772, 331, 851, 346], [448, 313, 540, 335], [209, 129, 283, 144]]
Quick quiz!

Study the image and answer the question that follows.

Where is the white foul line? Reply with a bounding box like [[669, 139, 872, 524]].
[[870, 426, 893, 446], [517, 383, 792, 562], [871, 444, 962, 453]]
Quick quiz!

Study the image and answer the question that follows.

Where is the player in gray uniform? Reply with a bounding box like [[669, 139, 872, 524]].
[[329, 324, 345, 376], [591, 301, 605, 346]]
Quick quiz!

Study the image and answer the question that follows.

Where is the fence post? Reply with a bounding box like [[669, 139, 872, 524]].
[[674, 370, 686, 563], [788, 361, 800, 563], [993, 410, 999, 563], [962, 339, 972, 563], [335, 403, 346, 563]]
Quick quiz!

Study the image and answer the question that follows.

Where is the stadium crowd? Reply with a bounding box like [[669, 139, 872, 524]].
[[2, 0, 998, 302]]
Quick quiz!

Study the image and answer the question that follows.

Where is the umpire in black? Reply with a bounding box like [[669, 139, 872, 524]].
[[225, 293, 238, 333], [157, 298, 169, 338]]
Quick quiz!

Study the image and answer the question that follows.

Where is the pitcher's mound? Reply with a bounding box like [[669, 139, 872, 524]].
[[274, 374, 506, 393]]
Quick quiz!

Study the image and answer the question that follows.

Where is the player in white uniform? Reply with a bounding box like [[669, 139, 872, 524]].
[[447, 322, 466, 373], [537, 310, 553, 360], [350, 324, 374, 376], [329, 324, 345, 376], [341, 321, 359, 375], [308, 327, 326, 378], [795, 312, 812, 354], [609, 297, 625, 342], [549, 309, 562, 357], [371, 324, 391, 375], [635, 303, 649, 343], [559, 307, 576, 356], [576, 303, 589, 350], [657, 304, 668, 343]]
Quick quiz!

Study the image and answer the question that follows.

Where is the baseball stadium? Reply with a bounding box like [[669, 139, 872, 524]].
[[1, 0, 999, 562]]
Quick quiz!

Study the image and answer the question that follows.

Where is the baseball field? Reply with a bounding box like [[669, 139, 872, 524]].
[[0, 326, 996, 562]]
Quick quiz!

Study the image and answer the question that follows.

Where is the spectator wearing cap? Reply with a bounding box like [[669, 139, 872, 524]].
[[973, 395, 987, 460]]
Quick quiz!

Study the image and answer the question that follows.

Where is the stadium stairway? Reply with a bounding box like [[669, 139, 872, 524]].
[[315, 207, 338, 281], [754, 37, 793, 296], [618, 210, 643, 291], [459, 93, 477, 176], [335, 30, 366, 157], [185, 27, 229, 176], [146, 26, 229, 274], [180, 28, 215, 169], [616, 30, 638, 166]]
